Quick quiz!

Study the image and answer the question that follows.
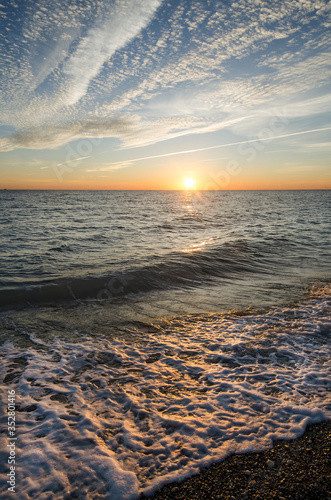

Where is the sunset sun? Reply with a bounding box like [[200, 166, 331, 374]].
[[183, 177, 196, 190]]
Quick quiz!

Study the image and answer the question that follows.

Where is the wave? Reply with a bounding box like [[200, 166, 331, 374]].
[[0, 283, 330, 499], [0, 239, 277, 309], [47, 243, 74, 253]]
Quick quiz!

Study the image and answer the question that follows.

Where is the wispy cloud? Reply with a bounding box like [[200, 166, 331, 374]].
[[60, 0, 163, 106], [0, 0, 163, 124], [86, 126, 331, 171], [302, 141, 331, 150], [119, 116, 252, 148], [86, 161, 134, 172], [276, 164, 324, 173], [0, 0, 330, 157], [0, 117, 138, 151]]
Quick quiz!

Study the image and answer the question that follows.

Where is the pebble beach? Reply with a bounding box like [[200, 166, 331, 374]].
[[144, 420, 331, 500]]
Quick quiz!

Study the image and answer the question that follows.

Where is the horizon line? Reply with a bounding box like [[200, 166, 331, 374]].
[[1, 188, 330, 192]]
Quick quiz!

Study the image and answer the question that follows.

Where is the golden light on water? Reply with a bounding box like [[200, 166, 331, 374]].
[[182, 240, 206, 253], [183, 177, 196, 190]]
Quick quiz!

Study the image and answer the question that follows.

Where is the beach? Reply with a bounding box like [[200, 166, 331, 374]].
[[144, 420, 331, 500]]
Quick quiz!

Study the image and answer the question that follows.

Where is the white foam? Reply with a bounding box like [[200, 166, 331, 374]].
[[0, 286, 330, 498]]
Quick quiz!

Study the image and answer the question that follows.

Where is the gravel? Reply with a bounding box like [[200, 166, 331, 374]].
[[140, 420, 331, 500]]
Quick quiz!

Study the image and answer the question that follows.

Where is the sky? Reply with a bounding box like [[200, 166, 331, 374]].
[[0, 0, 330, 190]]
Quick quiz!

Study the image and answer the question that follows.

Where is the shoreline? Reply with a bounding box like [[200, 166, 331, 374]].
[[141, 420, 331, 500], [1, 284, 330, 499]]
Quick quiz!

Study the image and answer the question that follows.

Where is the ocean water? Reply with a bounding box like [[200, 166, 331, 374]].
[[0, 190, 330, 499], [0, 190, 330, 313]]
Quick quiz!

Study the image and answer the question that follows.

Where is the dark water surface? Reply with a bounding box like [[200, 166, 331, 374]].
[[0, 190, 330, 316]]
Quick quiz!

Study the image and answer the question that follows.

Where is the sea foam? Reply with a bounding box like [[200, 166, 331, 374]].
[[0, 286, 330, 499]]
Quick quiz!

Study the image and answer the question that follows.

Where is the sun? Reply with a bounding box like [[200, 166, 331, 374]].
[[183, 177, 196, 190]]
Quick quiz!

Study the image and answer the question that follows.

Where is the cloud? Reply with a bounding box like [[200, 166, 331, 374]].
[[276, 164, 324, 173], [86, 161, 134, 172], [300, 141, 331, 152], [0, 117, 138, 151], [0, 0, 330, 156], [119, 115, 252, 148], [0, 0, 163, 124], [86, 126, 331, 171], [100, 0, 330, 117], [0, 114, 250, 152], [60, 0, 163, 106]]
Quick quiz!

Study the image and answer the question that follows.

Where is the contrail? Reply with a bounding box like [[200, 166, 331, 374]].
[[57, 154, 92, 167], [95, 126, 331, 171]]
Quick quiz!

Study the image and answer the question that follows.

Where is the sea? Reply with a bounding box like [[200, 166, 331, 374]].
[[0, 189, 330, 499]]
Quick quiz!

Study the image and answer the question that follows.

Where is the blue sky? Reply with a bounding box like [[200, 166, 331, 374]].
[[0, 0, 330, 189]]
